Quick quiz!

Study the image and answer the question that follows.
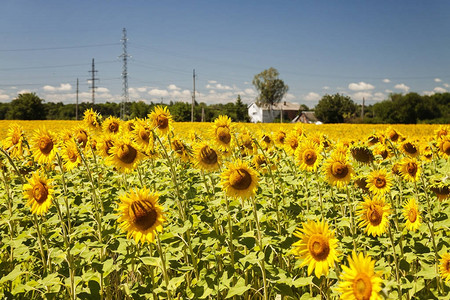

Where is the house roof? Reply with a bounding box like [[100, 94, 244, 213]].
[[254, 102, 301, 111], [301, 111, 318, 122]]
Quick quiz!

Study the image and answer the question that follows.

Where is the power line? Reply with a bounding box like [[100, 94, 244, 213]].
[[0, 60, 117, 72], [88, 58, 99, 106]]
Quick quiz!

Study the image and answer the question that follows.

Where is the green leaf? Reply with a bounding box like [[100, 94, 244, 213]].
[[292, 276, 313, 288], [225, 277, 251, 298], [140, 256, 160, 267], [0, 265, 24, 284]]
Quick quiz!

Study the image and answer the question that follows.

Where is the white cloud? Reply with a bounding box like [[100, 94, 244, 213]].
[[148, 89, 169, 97], [348, 82, 375, 91], [0, 90, 10, 102], [385, 89, 393, 93], [284, 93, 296, 100], [382, 79, 391, 83], [137, 87, 148, 92], [433, 86, 447, 93], [303, 92, 321, 102], [18, 89, 31, 94], [394, 83, 410, 92], [423, 90, 434, 96], [373, 92, 386, 101], [208, 80, 217, 84], [434, 78, 442, 82], [43, 83, 72, 92], [352, 92, 372, 101], [97, 87, 110, 93], [168, 84, 180, 90], [243, 88, 256, 96], [444, 83, 449, 88], [322, 86, 330, 90]]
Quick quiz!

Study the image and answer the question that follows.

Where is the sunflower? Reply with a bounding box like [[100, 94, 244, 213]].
[[102, 116, 122, 135], [399, 157, 421, 182], [400, 139, 420, 157], [323, 153, 354, 189], [284, 132, 300, 156], [23, 171, 54, 215], [96, 134, 116, 159], [31, 128, 57, 165], [124, 119, 137, 133], [402, 198, 421, 232], [354, 176, 370, 194], [3, 123, 26, 158], [429, 178, 450, 201], [171, 138, 191, 162], [73, 126, 89, 150], [333, 142, 349, 157], [439, 253, 450, 283], [295, 139, 323, 172], [116, 188, 165, 244], [336, 251, 383, 300], [358, 196, 391, 237], [252, 154, 275, 173], [420, 141, 434, 161], [350, 145, 374, 164], [107, 138, 143, 173], [260, 132, 274, 150], [220, 159, 258, 199], [132, 120, 154, 153], [291, 219, 339, 278], [61, 139, 82, 171], [148, 105, 173, 136], [274, 130, 286, 146], [385, 127, 401, 142], [437, 136, 450, 159], [238, 130, 256, 156], [83, 108, 102, 131], [373, 143, 390, 160], [367, 134, 380, 146], [213, 115, 233, 151], [366, 169, 393, 197], [435, 125, 449, 140], [193, 142, 221, 172]]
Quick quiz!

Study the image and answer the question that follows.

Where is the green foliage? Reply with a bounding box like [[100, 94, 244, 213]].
[[6, 93, 46, 120], [314, 93, 357, 123], [252, 67, 289, 108]]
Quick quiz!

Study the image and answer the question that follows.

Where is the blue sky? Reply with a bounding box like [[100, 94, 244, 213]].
[[1, 0, 449, 106]]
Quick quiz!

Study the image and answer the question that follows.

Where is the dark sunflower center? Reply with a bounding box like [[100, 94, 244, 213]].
[[68, 149, 78, 163], [118, 144, 138, 164], [374, 177, 386, 188], [109, 122, 119, 133], [277, 133, 286, 144], [380, 150, 388, 159], [139, 129, 150, 142], [368, 205, 383, 226], [389, 131, 399, 141], [12, 134, 20, 145], [307, 234, 330, 261], [39, 136, 54, 155], [130, 201, 157, 231], [156, 115, 169, 130], [263, 135, 271, 144], [172, 140, 184, 153], [351, 148, 374, 163], [355, 178, 368, 191], [200, 146, 218, 165], [33, 182, 49, 204], [217, 127, 231, 144], [408, 209, 417, 223], [304, 150, 318, 165], [229, 169, 252, 190], [403, 143, 417, 155], [76, 130, 88, 148], [352, 273, 372, 300], [443, 141, 450, 155], [242, 137, 253, 150], [290, 139, 298, 150], [105, 140, 114, 155], [406, 162, 418, 177], [331, 162, 349, 178], [255, 155, 267, 167]]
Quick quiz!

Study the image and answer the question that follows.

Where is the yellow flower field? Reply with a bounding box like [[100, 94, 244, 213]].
[[0, 110, 449, 299]]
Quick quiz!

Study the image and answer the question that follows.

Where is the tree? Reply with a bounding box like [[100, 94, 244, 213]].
[[235, 95, 249, 122], [252, 67, 289, 108], [6, 93, 46, 120], [314, 93, 357, 123]]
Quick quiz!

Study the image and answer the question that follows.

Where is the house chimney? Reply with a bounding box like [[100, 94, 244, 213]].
[[284, 101, 286, 106]]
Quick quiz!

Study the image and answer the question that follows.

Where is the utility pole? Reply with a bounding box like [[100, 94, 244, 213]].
[[89, 58, 98, 107], [361, 97, 365, 119], [120, 28, 130, 119], [191, 69, 196, 122], [76, 78, 79, 120]]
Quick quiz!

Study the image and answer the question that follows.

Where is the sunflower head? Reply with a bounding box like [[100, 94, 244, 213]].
[[148, 105, 173, 136], [133, 120, 155, 154], [97, 134, 116, 159], [284, 132, 300, 156], [429, 178, 450, 201], [220, 159, 258, 199], [23, 171, 54, 215], [336, 251, 383, 300], [402, 198, 421, 232], [4, 123, 25, 158], [350, 145, 374, 164], [367, 134, 380, 146], [295, 139, 323, 172], [193, 142, 221, 172], [354, 176, 370, 194], [435, 125, 449, 140], [358, 196, 391, 237], [116, 188, 166, 244], [107, 138, 143, 173], [274, 130, 286, 145], [400, 139, 420, 157], [102, 116, 122, 135], [399, 157, 421, 182], [439, 253, 450, 283], [171, 138, 191, 162], [213, 115, 233, 151], [386, 127, 401, 142], [73, 126, 89, 149], [324, 153, 354, 189], [239, 130, 256, 155], [83, 108, 102, 130], [366, 169, 392, 196], [438, 136, 450, 158], [61, 139, 82, 171], [291, 219, 339, 278], [31, 128, 57, 165]]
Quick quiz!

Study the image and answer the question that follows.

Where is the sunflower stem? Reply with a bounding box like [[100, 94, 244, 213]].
[[387, 225, 402, 300], [315, 170, 324, 219], [33, 214, 48, 275], [0, 147, 25, 184], [156, 234, 172, 300], [250, 196, 268, 300], [345, 186, 357, 252], [225, 195, 236, 269]]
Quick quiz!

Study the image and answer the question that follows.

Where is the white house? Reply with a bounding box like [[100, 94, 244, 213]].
[[248, 101, 301, 123]]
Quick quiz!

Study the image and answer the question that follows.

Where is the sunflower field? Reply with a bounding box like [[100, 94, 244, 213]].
[[0, 107, 449, 300]]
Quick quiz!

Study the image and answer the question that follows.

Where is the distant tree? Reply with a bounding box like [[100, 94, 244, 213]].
[[6, 93, 46, 120], [170, 101, 191, 121], [0, 103, 10, 119], [235, 95, 249, 122], [252, 67, 289, 108], [129, 101, 151, 119], [314, 94, 357, 123]]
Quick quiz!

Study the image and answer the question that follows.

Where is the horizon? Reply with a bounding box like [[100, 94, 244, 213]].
[[1, 1, 449, 107]]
